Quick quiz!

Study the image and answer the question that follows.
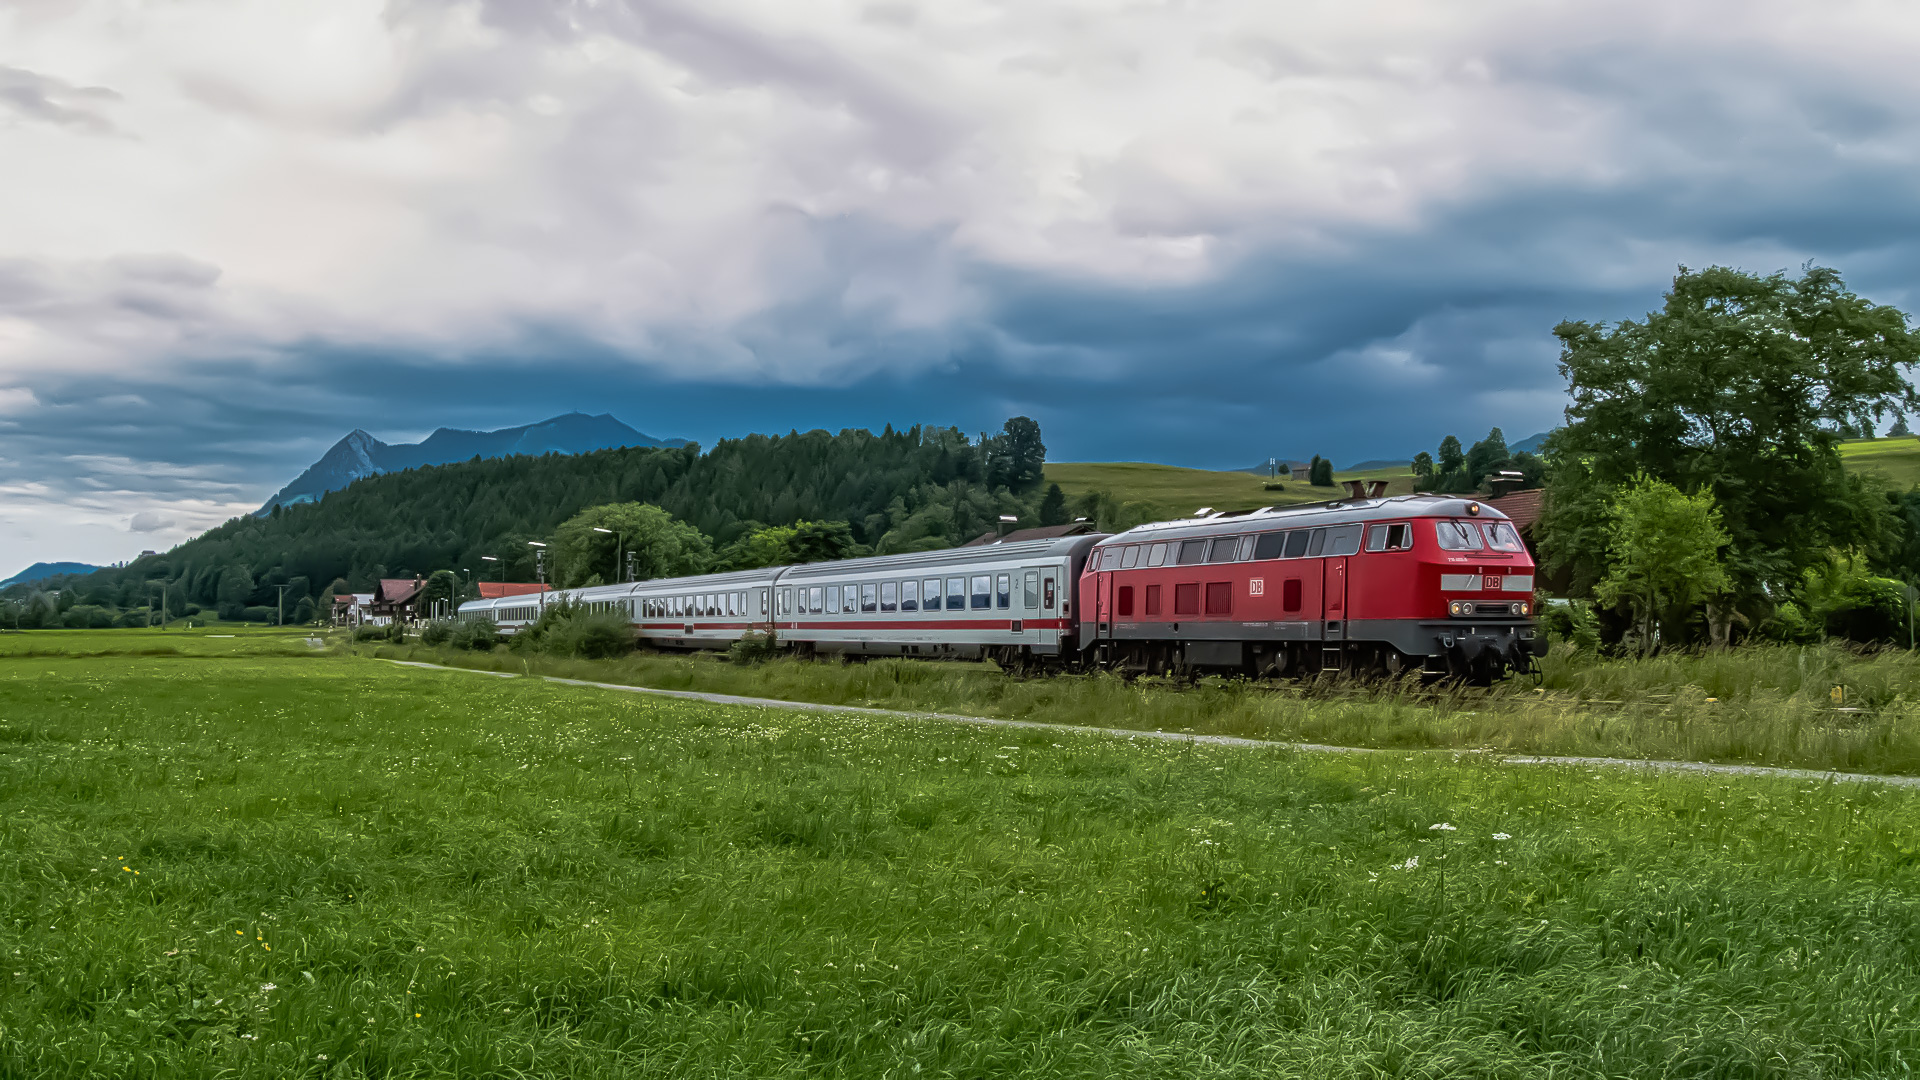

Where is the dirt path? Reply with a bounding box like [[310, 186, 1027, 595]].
[[385, 659, 1920, 789]]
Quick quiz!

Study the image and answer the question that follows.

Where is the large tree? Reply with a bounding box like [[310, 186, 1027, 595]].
[[551, 503, 712, 587], [1594, 475, 1732, 653], [1539, 264, 1918, 604]]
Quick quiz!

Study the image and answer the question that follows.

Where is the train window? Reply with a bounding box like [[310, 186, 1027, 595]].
[[1236, 535, 1256, 561], [726, 594, 736, 617], [946, 577, 966, 611], [1207, 537, 1238, 563], [901, 580, 918, 611], [1326, 524, 1362, 557], [971, 575, 992, 610], [1177, 540, 1208, 565], [1117, 585, 1134, 617], [1283, 578, 1302, 613], [758, 589, 769, 616], [777, 589, 789, 615], [1435, 520, 1485, 550], [925, 578, 942, 612], [1367, 523, 1413, 552], [861, 584, 877, 613], [1042, 575, 1056, 609], [1205, 582, 1232, 615], [809, 586, 823, 614], [1484, 522, 1525, 552], [1306, 529, 1326, 557], [1120, 546, 1140, 569], [1100, 547, 1122, 571], [843, 585, 859, 613], [997, 574, 1011, 608], [880, 582, 896, 612], [1147, 543, 1168, 567], [826, 586, 840, 615], [1023, 571, 1039, 609], [1283, 531, 1310, 558], [1254, 531, 1286, 560], [1145, 584, 1162, 616], [1174, 582, 1200, 616]]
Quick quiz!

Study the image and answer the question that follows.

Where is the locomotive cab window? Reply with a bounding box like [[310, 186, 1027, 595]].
[[1326, 524, 1362, 556], [1100, 548, 1122, 571], [1435, 520, 1485, 550], [1367, 522, 1414, 552], [1484, 522, 1525, 552], [1121, 546, 1140, 569]]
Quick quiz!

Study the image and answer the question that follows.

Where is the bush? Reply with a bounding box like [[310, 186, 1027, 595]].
[[729, 630, 780, 665], [183, 604, 202, 617], [63, 605, 114, 629], [217, 602, 244, 621], [509, 600, 632, 659], [449, 618, 500, 651], [243, 605, 276, 624], [353, 622, 406, 643], [419, 619, 454, 646], [1802, 564, 1908, 644]]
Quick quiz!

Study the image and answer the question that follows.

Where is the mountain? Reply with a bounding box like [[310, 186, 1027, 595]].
[[1509, 430, 1554, 454], [1, 561, 102, 589], [259, 413, 687, 514]]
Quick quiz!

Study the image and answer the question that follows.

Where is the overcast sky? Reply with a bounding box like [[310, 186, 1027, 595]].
[[4, 0, 1919, 573]]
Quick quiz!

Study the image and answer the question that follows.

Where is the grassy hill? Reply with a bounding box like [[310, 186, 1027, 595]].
[[1840, 436, 1920, 488], [1044, 461, 1418, 521]]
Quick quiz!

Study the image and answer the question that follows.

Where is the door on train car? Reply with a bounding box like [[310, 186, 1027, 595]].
[[1322, 555, 1348, 640], [1094, 559, 1113, 638]]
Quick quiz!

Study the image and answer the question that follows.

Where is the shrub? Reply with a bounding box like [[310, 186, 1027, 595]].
[[510, 600, 632, 659], [1802, 564, 1908, 644], [729, 630, 780, 665], [449, 618, 500, 651], [243, 605, 276, 624], [419, 619, 454, 646]]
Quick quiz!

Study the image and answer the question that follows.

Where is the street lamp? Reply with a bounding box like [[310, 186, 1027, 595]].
[[527, 541, 547, 585], [591, 526, 625, 583], [481, 555, 501, 583]]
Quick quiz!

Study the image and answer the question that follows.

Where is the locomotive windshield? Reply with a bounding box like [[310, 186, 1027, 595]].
[[1434, 520, 1485, 550], [1483, 522, 1525, 552]]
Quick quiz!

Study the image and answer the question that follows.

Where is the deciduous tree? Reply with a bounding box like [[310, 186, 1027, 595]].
[[1595, 475, 1731, 654]]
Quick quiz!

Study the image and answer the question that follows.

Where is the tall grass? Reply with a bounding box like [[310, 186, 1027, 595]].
[[372, 637, 1920, 776], [2, 652, 1918, 1076]]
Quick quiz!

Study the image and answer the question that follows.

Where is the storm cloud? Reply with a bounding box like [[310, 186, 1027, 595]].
[[3, 0, 1919, 569]]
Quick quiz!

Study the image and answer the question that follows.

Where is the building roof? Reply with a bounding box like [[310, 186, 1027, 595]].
[[374, 578, 425, 603], [961, 522, 1097, 547], [478, 582, 551, 599], [1482, 488, 1545, 532]]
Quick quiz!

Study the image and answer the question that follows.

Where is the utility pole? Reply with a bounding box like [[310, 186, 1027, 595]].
[[275, 584, 291, 626]]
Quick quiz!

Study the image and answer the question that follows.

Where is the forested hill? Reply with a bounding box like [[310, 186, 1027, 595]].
[[54, 422, 1059, 622]]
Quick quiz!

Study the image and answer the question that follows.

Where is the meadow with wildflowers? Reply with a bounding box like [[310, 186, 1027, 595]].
[[4, 632, 1920, 1076]]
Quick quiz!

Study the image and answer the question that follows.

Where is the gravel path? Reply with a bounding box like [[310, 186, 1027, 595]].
[[385, 658, 1920, 789]]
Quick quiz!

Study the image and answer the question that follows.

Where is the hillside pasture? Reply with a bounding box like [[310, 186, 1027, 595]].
[[1044, 461, 1418, 522]]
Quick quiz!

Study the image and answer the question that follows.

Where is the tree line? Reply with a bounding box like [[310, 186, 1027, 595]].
[[0, 418, 1084, 628]]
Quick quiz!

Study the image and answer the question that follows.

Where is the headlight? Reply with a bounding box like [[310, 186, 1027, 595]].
[[1449, 600, 1468, 616], [1517, 601, 1531, 616]]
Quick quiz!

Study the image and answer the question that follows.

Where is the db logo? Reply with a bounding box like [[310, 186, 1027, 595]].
[[1486, 576, 1502, 591], [1249, 579, 1265, 596]]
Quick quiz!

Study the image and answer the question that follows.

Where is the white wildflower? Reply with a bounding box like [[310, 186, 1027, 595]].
[[1492, 832, 1512, 840], [1392, 856, 1420, 871], [1429, 823, 1456, 832], [260, 982, 277, 992]]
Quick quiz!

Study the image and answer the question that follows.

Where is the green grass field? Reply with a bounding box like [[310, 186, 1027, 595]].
[[374, 638, 1920, 778], [6, 632, 1920, 1076], [1043, 461, 1418, 520], [1840, 436, 1920, 488]]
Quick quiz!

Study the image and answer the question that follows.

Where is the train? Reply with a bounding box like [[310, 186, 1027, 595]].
[[458, 490, 1548, 682]]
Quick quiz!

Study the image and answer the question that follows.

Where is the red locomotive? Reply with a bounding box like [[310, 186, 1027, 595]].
[[1077, 488, 1546, 681]]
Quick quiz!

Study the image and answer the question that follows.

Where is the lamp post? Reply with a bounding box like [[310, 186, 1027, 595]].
[[275, 583, 291, 626], [482, 555, 501, 584], [591, 526, 626, 583], [527, 541, 546, 585]]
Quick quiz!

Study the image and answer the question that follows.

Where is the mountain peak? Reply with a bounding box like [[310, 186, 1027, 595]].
[[258, 413, 684, 514]]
